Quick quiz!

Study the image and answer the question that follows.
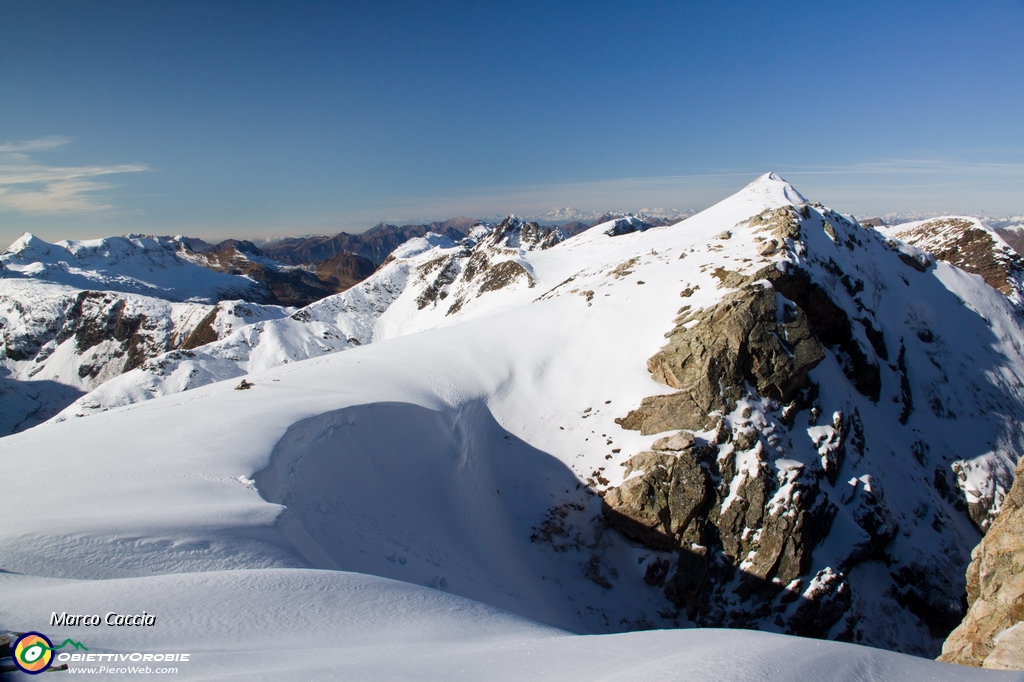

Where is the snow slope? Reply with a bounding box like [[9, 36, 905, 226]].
[[3, 175, 1024, 677], [2, 321, 1019, 679]]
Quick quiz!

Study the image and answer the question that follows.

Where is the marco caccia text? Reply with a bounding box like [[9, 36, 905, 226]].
[[51, 611, 156, 626]]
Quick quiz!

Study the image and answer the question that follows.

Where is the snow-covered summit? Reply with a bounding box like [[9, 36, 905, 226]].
[[669, 172, 809, 230]]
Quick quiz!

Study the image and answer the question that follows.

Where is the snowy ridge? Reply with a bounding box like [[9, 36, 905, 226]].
[[4, 174, 1024, 677]]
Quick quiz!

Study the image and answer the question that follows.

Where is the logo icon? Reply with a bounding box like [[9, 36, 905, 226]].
[[13, 632, 54, 674]]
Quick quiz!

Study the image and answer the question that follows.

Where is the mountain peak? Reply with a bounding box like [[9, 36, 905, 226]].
[[6, 232, 54, 257], [745, 172, 808, 205], [680, 173, 809, 230]]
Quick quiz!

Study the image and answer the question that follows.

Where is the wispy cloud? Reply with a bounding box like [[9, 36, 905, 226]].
[[0, 137, 148, 215], [0, 135, 73, 154]]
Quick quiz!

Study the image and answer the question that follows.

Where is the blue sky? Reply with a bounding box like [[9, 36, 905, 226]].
[[2, 0, 1022, 245]]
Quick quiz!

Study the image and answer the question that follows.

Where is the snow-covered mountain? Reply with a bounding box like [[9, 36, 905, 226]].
[[3, 174, 1024, 678], [0, 279, 288, 434], [0, 233, 271, 303], [530, 206, 693, 225]]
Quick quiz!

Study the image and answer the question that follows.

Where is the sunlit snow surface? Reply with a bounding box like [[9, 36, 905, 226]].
[[3, 571, 1020, 681], [3, 175, 1024, 679]]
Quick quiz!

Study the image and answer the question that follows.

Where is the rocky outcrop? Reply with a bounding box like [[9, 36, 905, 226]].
[[603, 419, 842, 634], [605, 257, 861, 637], [482, 216, 566, 251], [601, 216, 653, 237], [615, 263, 880, 436], [939, 453, 1024, 670]]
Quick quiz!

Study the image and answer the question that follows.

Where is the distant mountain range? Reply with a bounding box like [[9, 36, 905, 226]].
[[526, 207, 695, 225], [258, 213, 687, 266]]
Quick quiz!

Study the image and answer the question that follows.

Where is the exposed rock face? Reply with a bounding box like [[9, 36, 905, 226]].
[[617, 271, 825, 435], [939, 453, 1024, 670], [604, 448, 716, 552]]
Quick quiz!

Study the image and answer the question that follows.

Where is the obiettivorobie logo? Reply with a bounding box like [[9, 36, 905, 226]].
[[12, 632, 87, 674]]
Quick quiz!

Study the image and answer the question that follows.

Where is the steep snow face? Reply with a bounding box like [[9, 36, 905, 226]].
[[7, 174, 1024, 662], [0, 233, 268, 303], [881, 217, 1024, 302]]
